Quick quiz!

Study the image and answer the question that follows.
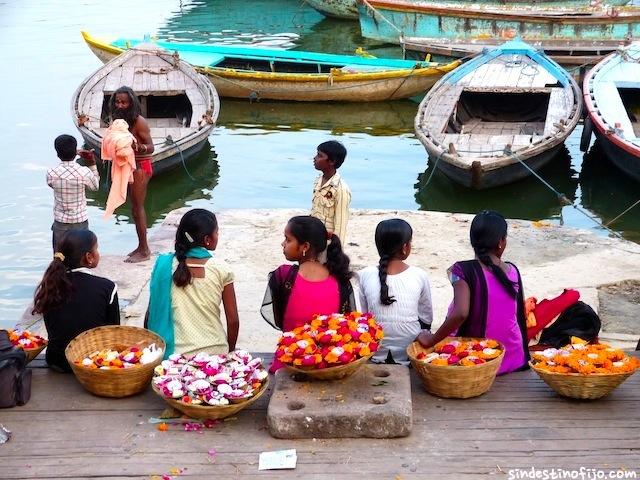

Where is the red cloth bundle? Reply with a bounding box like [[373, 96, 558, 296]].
[[526, 289, 580, 340]]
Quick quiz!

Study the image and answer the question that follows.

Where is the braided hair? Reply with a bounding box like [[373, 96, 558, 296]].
[[287, 216, 352, 285], [33, 230, 97, 314], [173, 209, 217, 287], [470, 210, 517, 298], [374, 219, 413, 305]]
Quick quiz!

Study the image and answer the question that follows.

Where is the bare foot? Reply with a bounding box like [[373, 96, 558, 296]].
[[127, 248, 140, 257], [124, 251, 150, 263]]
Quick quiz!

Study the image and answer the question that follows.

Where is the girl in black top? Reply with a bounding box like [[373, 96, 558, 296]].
[[32, 230, 120, 371]]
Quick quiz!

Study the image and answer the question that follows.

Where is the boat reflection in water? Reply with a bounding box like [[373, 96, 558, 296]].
[[87, 141, 219, 226], [415, 146, 579, 221], [217, 99, 417, 135], [580, 141, 640, 243]]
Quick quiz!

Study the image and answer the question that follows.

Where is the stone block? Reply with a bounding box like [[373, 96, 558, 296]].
[[267, 364, 411, 439]]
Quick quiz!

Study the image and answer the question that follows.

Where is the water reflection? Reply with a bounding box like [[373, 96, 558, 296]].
[[415, 146, 579, 220], [580, 142, 640, 243], [87, 143, 219, 225], [218, 99, 417, 135]]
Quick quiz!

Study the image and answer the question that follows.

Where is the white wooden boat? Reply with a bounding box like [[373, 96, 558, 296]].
[[71, 43, 219, 175], [415, 40, 582, 189], [305, 0, 358, 19], [582, 43, 640, 182]]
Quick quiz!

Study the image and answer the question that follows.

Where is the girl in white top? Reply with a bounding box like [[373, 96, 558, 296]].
[[358, 219, 433, 365]]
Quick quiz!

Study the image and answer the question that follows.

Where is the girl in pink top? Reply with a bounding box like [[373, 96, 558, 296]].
[[418, 211, 529, 375], [261, 216, 355, 372]]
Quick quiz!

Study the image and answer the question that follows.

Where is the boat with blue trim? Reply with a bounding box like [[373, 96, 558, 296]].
[[414, 40, 582, 189], [81, 31, 460, 102], [357, 0, 640, 48], [582, 43, 640, 182]]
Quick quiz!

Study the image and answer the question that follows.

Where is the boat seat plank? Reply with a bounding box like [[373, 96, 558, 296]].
[[176, 51, 226, 68], [543, 88, 569, 136]]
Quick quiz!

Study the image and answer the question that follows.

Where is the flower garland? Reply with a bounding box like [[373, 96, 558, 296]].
[[153, 350, 268, 406], [416, 339, 502, 366], [531, 337, 640, 374], [7, 329, 47, 350], [75, 343, 163, 369], [276, 312, 384, 369]]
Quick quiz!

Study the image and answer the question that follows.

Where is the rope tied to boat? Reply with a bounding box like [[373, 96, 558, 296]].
[[163, 135, 195, 181], [503, 147, 623, 238], [197, 109, 215, 128], [361, 0, 404, 38]]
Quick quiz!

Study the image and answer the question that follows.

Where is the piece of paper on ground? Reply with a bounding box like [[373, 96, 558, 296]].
[[258, 449, 297, 470]]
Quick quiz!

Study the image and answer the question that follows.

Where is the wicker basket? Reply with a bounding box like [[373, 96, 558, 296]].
[[529, 362, 637, 400], [23, 344, 47, 363], [152, 377, 269, 420], [407, 338, 504, 398], [65, 325, 165, 398], [285, 354, 373, 381]]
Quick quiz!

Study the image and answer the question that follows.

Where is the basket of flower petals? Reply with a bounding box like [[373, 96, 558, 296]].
[[276, 312, 383, 381], [7, 329, 48, 363], [152, 350, 269, 420], [529, 337, 640, 400], [65, 325, 165, 398], [407, 337, 504, 398]]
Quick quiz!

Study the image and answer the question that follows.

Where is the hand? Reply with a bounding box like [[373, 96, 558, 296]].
[[417, 330, 436, 348], [78, 149, 95, 165]]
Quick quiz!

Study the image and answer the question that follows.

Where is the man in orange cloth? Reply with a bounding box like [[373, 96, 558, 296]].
[[101, 118, 136, 218], [525, 289, 581, 341], [109, 86, 154, 263]]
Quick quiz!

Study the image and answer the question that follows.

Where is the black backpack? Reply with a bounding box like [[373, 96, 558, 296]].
[[0, 330, 32, 408], [538, 301, 601, 348]]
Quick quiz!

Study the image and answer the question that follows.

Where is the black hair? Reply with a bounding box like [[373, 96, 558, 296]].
[[32, 230, 97, 314], [470, 210, 517, 298], [287, 215, 352, 285], [54, 134, 77, 161], [317, 140, 347, 169], [375, 218, 413, 305], [173, 208, 218, 287], [109, 86, 142, 129]]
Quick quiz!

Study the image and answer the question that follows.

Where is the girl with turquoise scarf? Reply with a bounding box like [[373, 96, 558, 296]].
[[146, 209, 239, 358]]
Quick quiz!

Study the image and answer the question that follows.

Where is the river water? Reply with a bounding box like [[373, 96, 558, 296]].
[[1, 0, 639, 328]]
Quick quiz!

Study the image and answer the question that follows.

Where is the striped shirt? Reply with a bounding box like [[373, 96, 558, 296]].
[[47, 161, 100, 224], [310, 172, 351, 243]]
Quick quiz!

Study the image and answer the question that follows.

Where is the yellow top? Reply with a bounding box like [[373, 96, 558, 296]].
[[311, 172, 351, 244], [171, 258, 234, 355]]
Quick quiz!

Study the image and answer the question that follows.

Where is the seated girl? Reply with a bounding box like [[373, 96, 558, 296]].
[[418, 210, 529, 374], [358, 219, 432, 365], [261, 215, 355, 372], [32, 230, 120, 372], [146, 209, 239, 357]]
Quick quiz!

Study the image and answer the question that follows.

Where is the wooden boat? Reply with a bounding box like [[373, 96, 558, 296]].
[[357, 0, 640, 45], [401, 37, 630, 67], [81, 31, 460, 102], [305, 0, 359, 19], [72, 43, 219, 175], [582, 43, 640, 182], [414, 40, 582, 189]]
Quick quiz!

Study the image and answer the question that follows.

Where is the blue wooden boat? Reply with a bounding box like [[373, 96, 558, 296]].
[[81, 31, 460, 102], [415, 40, 582, 189], [582, 43, 640, 182], [357, 0, 640, 46]]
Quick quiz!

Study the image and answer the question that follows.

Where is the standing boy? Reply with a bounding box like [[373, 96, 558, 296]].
[[47, 134, 99, 250], [310, 140, 351, 243]]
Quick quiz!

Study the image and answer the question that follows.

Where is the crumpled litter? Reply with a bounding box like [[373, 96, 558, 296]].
[[0, 424, 11, 444]]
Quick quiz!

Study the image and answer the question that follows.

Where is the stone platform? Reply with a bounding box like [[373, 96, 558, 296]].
[[267, 364, 411, 439]]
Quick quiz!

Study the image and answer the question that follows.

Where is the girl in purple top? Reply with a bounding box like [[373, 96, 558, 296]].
[[418, 211, 529, 374], [261, 216, 355, 372]]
